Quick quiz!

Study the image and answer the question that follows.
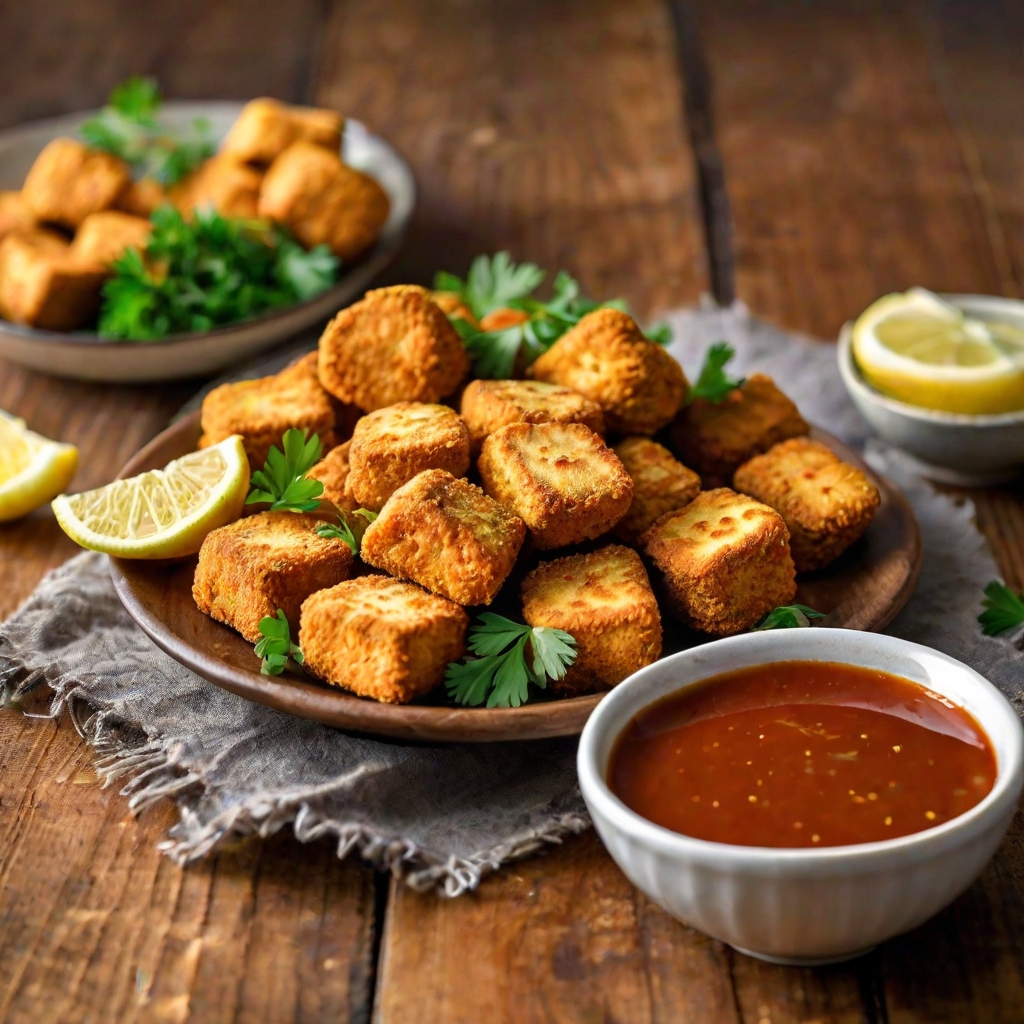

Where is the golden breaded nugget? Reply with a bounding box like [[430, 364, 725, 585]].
[[431, 290, 479, 328], [0, 192, 35, 242], [347, 402, 470, 510], [221, 98, 344, 166], [612, 437, 701, 543], [199, 351, 338, 468], [0, 229, 106, 330], [308, 440, 358, 511], [478, 307, 529, 332], [299, 576, 468, 704], [671, 373, 809, 486], [70, 211, 151, 267], [361, 469, 525, 606], [22, 139, 130, 229], [318, 285, 470, 411], [170, 154, 262, 220], [522, 545, 662, 696], [477, 421, 633, 550], [460, 379, 605, 455], [193, 511, 354, 643], [115, 177, 166, 218], [258, 141, 389, 261], [529, 308, 688, 434], [733, 438, 880, 572], [641, 488, 796, 636]]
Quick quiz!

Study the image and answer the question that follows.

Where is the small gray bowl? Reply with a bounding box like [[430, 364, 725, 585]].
[[837, 294, 1024, 485]]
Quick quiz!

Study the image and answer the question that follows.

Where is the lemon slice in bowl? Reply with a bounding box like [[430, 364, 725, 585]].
[[52, 435, 249, 559], [0, 411, 79, 522], [852, 288, 1024, 414]]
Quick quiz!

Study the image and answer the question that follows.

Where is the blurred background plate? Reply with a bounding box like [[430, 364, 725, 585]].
[[0, 103, 415, 383]]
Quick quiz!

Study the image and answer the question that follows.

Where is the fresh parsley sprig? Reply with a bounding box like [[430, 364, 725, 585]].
[[686, 341, 746, 405], [753, 604, 826, 630], [445, 613, 577, 708], [435, 252, 545, 320], [315, 509, 378, 554], [254, 609, 304, 676], [246, 429, 325, 512], [978, 581, 1024, 636]]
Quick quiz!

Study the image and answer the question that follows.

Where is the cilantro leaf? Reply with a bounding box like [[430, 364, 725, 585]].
[[752, 604, 826, 631], [246, 428, 325, 512], [445, 614, 577, 708], [315, 509, 378, 554], [979, 581, 1024, 636], [109, 76, 161, 124], [433, 252, 545, 320], [254, 609, 304, 676], [645, 322, 673, 346], [687, 342, 745, 404]]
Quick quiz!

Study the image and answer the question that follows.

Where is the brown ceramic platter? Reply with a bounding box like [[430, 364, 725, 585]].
[[110, 412, 922, 742]]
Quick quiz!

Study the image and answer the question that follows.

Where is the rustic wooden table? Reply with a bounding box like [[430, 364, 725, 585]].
[[2, 1, 1023, 1020]]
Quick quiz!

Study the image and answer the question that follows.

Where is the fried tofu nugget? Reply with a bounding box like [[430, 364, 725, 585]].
[[170, 154, 262, 220], [221, 98, 344, 166], [22, 139, 130, 229], [199, 352, 338, 468], [318, 285, 470, 411], [0, 229, 106, 330], [733, 438, 880, 572], [115, 177, 166, 218], [258, 141, 389, 261], [299, 576, 468, 704], [193, 511, 355, 643], [478, 421, 633, 550], [70, 211, 151, 267], [308, 440, 358, 511], [0, 192, 35, 243], [528, 308, 688, 434], [361, 469, 525, 606], [522, 545, 662, 696], [641, 488, 796, 636], [671, 373, 809, 486], [460, 379, 605, 455], [612, 437, 701, 543], [347, 402, 470, 510]]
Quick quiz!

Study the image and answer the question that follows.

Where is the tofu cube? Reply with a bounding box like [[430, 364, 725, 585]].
[[70, 211, 151, 267], [641, 487, 797, 636], [299, 575, 468, 704], [612, 437, 701, 543], [192, 510, 355, 643], [318, 285, 470, 412], [170, 154, 262, 220], [0, 229, 106, 330], [221, 98, 344, 166], [115, 177, 166, 217], [360, 469, 525, 606], [460, 378, 605, 455], [308, 440, 358, 511], [258, 141, 389, 261], [199, 351, 338, 469], [521, 545, 662, 696], [477, 421, 633, 550], [733, 437, 881, 572], [22, 138, 130, 229], [0, 192, 35, 243], [528, 308, 688, 434], [347, 402, 471, 510], [671, 373, 809, 486]]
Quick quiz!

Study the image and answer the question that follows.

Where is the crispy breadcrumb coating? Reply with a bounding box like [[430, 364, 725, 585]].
[[221, 98, 343, 166], [0, 192, 35, 243], [69, 211, 151, 267], [612, 437, 701, 543], [308, 440, 359, 511], [170, 154, 263, 220], [431, 290, 479, 328]]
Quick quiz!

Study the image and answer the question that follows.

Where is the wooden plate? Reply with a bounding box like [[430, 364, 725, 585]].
[[110, 413, 922, 742]]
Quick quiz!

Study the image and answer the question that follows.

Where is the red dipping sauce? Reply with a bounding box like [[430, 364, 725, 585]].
[[609, 661, 996, 848]]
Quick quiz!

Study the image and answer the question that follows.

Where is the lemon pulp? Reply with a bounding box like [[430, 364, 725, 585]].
[[0, 411, 79, 522]]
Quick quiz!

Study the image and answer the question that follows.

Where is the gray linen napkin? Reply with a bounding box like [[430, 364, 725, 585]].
[[2, 303, 1022, 896]]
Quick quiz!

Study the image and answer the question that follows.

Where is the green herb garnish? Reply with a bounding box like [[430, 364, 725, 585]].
[[246, 429, 325, 512], [81, 76, 214, 186], [445, 613, 577, 708], [752, 604, 826, 631], [978, 581, 1024, 636], [435, 251, 545, 320], [98, 206, 339, 340], [254, 609, 304, 676], [315, 509, 378, 554], [645, 322, 673, 346], [686, 341, 745, 404]]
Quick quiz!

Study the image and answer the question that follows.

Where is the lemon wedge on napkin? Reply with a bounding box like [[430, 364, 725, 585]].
[[52, 435, 249, 558], [852, 288, 1024, 414], [0, 411, 79, 522]]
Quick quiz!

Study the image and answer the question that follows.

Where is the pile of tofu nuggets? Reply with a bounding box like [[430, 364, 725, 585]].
[[0, 98, 388, 331], [193, 286, 881, 705]]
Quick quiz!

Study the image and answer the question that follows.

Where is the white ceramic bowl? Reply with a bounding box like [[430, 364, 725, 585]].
[[837, 294, 1024, 485], [577, 629, 1024, 965]]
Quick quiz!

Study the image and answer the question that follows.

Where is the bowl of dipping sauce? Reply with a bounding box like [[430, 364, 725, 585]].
[[577, 629, 1023, 965]]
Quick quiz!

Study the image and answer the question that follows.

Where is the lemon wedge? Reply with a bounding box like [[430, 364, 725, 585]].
[[852, 288, 1024, 414], [0, 411, 79, 522], [52, 435, 249, 558]]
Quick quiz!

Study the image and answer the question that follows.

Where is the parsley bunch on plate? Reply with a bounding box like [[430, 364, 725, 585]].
[[246, 429, 326, 513], [98, 207, 339, 340], [687, 341, 746, 404]]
